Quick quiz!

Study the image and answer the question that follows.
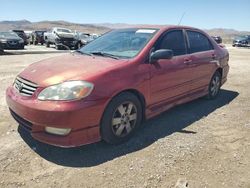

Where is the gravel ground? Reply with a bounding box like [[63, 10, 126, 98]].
[[0, 46, 249, 188]]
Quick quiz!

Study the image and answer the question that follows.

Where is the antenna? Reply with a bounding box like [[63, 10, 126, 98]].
[[178, 12, 186, 25]]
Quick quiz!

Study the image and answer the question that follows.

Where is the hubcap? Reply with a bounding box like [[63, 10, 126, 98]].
[[112, 102, 137, 137], [211, 76, 220, 96]]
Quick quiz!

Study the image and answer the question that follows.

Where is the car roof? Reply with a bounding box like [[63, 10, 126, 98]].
[[115, 25, 203, 32], [12, 30, 24, 32]]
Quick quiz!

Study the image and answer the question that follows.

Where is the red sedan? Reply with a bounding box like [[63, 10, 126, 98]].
[[6, 25, 229, 147]]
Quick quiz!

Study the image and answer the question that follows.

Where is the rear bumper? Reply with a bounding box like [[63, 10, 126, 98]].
[[6, 86, 108, 147]]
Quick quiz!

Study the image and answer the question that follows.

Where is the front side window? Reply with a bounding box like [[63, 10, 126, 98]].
[[79, 28, 158, 58], [156, 30, 187, 56], [187, 31, 213, 53]]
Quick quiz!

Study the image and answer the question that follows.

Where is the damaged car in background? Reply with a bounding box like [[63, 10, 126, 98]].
[[75, 32, 99, 49], [44, 27, 77, 50], [11, 30, 28, 45], [232, 35, 250, 47], [0, 31, 24, 49], [211, 36, 222, 44], [30, 30, 46, 45]]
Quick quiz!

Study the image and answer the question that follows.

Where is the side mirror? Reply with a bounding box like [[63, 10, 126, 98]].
[[150, 49, 173, 63]]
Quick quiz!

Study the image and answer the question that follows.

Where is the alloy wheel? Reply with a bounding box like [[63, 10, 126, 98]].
[[210, 75, 220, 97], [111, 102, 137, 137]]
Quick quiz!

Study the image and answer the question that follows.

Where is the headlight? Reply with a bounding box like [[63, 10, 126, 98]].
[[38, 81, 94, 101], [0, 39, 7, 43], [19, 39, 24, 43]]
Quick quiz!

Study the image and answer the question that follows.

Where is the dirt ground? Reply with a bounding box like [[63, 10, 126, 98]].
[[0, 46, 249, 188]]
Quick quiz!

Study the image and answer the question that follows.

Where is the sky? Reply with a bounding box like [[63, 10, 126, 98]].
[[0, 0, 250, 31]]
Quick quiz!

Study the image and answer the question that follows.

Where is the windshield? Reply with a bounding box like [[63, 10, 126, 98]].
[[79, 28, 158, 58], [57, 29, 71, 33], [0, 32, 19, 38], [235, 36, 247, 40]]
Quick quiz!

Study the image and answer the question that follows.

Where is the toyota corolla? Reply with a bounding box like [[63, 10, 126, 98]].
[[6, 26, 229, 147]]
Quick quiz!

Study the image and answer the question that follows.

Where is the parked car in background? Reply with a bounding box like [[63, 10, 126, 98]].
[[6, 26, 229, 147], [12, 30, 28, 45], [0, 32, 24, 49], [24, 31, 32, 44], [44, 27, 77, 50], [211, 36, 222, 44], [75, 33, 97, 49], [232, 35, 250, 47], [30, 30, 46, 45], [0, 41, 3, 53]]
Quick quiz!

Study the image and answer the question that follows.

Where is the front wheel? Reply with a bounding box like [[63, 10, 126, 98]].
[[101, 92, 142, 144], [45, 42, 50, 48], [207, 71, 221, 99]]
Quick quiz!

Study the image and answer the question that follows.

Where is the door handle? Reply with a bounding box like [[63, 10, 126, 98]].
[[184, 58, 193, 65]]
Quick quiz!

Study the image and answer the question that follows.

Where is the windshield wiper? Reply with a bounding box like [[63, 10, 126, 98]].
[[75, 50, 93, 57], [90, 51, 120, 59]]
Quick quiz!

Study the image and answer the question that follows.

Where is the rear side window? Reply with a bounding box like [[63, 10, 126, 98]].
[[187, 31, 213, 53], [157, 30, 186, 56]]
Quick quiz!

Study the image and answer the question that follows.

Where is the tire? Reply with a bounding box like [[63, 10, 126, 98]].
[[77, 42, 82, 49], [46, 42, 50, 48], [55, 45, 61, 50], [207, 71, 222, 99], [101, 92, 143, 144]]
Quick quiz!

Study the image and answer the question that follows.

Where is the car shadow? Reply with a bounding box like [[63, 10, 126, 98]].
[[18, 89, 238, 167]]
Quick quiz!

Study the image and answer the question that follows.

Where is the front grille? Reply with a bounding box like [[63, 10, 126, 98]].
[[10, 109, 33, 132], [14, 76, 38, 97], [8, 40, 18, 45]]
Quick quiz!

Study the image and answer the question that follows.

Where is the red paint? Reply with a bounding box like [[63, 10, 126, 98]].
[[6, 26, 229, 147]]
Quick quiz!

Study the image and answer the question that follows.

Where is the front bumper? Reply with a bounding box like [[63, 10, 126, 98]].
[[55, 39, 77, 48], [1, 41, 24, 49], [6, 86, 108, 147]]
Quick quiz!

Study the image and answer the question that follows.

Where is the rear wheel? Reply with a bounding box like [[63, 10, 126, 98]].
[[207, 71, 221, 99], [101, 92, 142, 144]]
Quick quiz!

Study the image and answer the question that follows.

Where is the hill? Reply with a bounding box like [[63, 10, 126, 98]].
[[0, 20, 110, 34]]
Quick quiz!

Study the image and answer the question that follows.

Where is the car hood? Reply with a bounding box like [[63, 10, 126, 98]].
[[56, 32, 75, 39], [19, 53, 128, 87]]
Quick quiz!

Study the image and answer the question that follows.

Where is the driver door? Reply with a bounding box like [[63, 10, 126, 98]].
[[149, 30, 194, 105]]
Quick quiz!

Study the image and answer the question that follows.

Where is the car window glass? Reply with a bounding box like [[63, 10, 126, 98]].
[[80, 29, 158, 58], [157, 30, 186, 56], [187, 31, 213, 53]]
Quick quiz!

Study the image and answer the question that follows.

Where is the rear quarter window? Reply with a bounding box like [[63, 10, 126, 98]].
[[187, 31, 214, 53]]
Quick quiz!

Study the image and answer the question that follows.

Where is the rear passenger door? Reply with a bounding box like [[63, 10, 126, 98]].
[[185, 30, 216, 92]]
